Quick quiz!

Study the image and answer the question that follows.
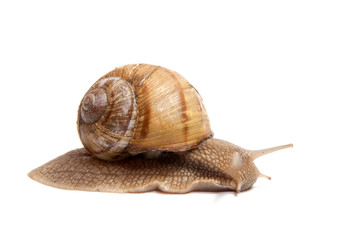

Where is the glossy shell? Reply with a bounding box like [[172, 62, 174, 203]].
[[77, 64, 213, 160]]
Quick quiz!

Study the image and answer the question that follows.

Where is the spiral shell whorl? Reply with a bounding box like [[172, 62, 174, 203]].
[[80, 88, 107, 124], [78, 77, 137, 160]]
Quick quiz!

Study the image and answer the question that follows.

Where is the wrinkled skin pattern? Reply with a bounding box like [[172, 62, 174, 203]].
[[29, 139, 261, 193]]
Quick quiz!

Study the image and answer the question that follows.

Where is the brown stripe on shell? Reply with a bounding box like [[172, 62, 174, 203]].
[[165, 68, 188, 143], [133, 65, 160, 138], [139, 84, 151, 138], [191, 85, 210, 138]]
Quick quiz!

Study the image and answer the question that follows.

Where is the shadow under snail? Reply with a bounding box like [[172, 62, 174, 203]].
[[28, 64, 292, 193]]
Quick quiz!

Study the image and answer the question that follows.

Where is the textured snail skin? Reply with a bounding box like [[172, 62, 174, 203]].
[[28, 138, 292, 193]]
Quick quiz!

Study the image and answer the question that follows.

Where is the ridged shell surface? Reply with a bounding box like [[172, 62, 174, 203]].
[[78, 64, 212, 160], [78, 77, 137, 160]]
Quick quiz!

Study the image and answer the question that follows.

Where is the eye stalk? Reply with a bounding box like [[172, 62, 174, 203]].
[[80, 88, 107, 124]]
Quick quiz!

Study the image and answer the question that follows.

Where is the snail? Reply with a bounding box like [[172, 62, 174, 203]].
[[28, 64, 292, 193]]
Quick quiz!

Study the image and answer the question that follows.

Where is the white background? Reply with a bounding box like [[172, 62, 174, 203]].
[[1, 0, 360, 239]]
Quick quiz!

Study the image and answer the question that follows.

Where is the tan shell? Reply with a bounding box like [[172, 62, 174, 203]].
[[77, 64, 213, 160]]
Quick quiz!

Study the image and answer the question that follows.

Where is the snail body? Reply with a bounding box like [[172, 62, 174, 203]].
[[28, 64, 292, 193], [28, 138, 292, 193]]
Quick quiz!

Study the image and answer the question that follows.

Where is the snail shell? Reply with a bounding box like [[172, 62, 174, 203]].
[[78, 64, 213, 160]]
